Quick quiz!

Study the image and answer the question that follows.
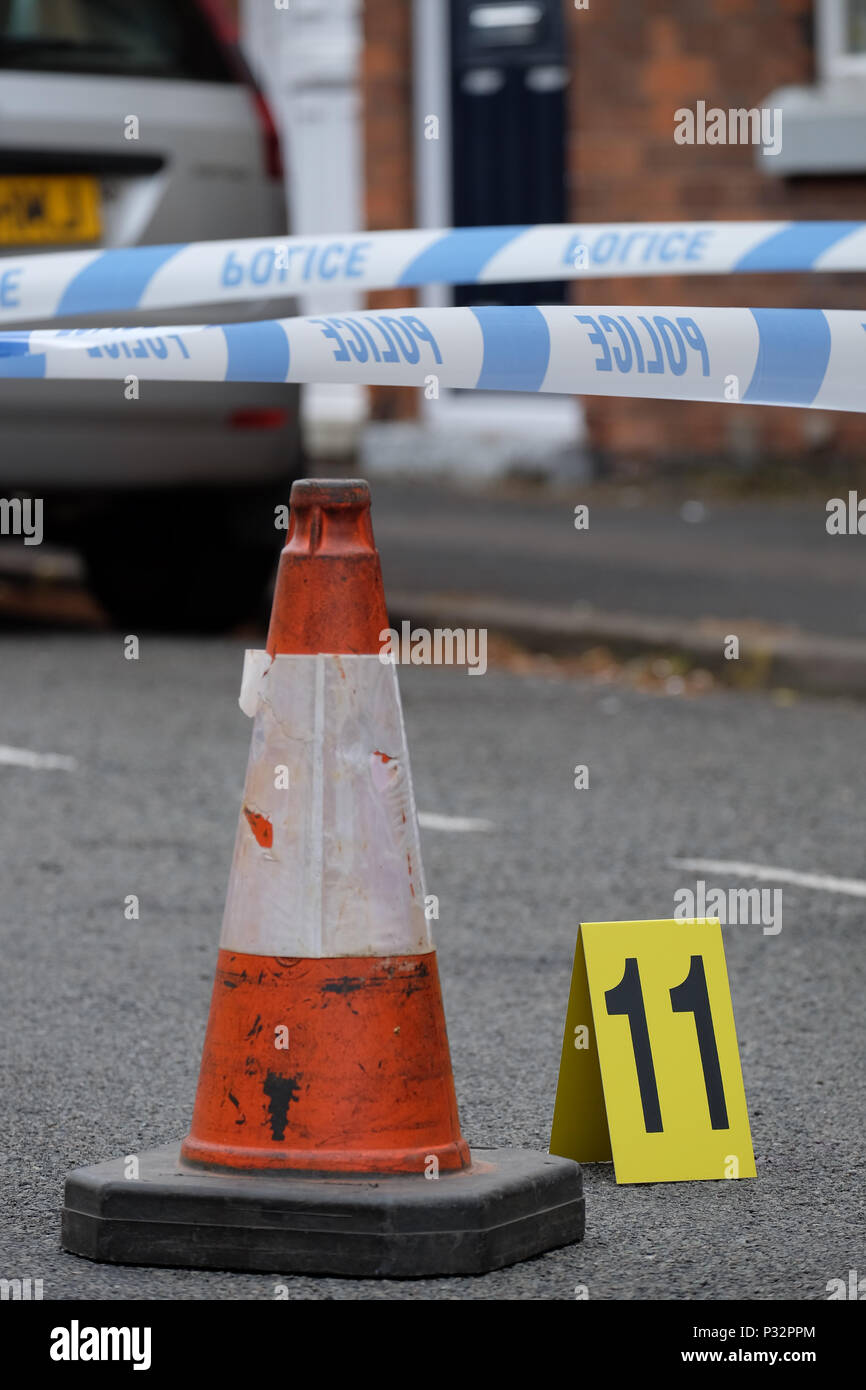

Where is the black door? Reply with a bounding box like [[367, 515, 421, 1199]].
[[450, 0, 569, 306]]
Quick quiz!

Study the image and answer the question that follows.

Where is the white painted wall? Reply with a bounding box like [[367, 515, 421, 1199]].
[[241, 0, 366, 455]]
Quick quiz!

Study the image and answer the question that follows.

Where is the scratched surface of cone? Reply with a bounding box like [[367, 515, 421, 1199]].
[[181, 480, 470, 1174]]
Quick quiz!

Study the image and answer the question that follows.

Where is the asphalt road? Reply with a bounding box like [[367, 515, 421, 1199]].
[[0, 636, 863, 1300], [370, 480, 866, 640], [3, 480, 862, 647]]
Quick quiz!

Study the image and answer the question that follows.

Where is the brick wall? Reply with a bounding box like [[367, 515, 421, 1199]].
[[362, 0, 418, 422], [361, 1, 866, 466], [566, 0, 866, 470]]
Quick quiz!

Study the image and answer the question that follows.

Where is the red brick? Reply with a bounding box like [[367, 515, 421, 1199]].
[[363, 0, 866, 463]]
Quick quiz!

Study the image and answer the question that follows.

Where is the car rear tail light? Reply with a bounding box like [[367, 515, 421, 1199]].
[[229, 408, 291, 431], [195, 0, 238, 42], [252, 89, 285, 182], [194, 0, 285, 182]]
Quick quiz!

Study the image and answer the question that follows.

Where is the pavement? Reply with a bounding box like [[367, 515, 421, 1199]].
[[0, 634, 863, 1299]]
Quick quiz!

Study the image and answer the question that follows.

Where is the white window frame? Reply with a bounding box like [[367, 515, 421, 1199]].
[[817, 0, 866, 81]]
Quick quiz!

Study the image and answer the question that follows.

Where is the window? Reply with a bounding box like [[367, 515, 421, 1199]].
[[466, 4, 545, 48], [848, 0, 866, 52], [819, 0, 866, 79], [0, 0, 234, 80], [758, 1, 866, 174]]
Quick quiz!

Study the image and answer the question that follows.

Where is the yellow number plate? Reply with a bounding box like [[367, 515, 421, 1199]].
[[0, 175, 101, 246]]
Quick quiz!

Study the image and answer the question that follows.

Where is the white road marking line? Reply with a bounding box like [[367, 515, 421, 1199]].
[[419, 812, 494, 833], [0, 744, 77, 772], [670, 857, 866, 898]]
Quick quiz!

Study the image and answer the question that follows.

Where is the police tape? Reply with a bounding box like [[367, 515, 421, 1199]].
[[2, 221, 866, 323], [0, 305, 862, 412]]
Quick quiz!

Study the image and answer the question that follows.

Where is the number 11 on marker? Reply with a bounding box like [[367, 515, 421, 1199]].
[[605, 954, 729, 1134], [550, 919, 756, 1182]]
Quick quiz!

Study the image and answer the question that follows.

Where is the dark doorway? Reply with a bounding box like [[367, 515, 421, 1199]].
[[450, 0, 569, 306]]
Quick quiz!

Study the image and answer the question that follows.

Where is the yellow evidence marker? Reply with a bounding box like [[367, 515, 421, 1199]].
[[550, 919, 756, 1183]]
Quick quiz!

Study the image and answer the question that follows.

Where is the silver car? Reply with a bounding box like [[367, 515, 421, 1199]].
[[0, 0, 301, 629]]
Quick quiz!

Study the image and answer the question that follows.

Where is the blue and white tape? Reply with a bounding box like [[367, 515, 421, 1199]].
[[0, 305, 863, 412], [2, 222, 866, 323]]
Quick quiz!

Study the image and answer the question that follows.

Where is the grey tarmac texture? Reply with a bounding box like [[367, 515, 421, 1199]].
[[0, 636, 863, 1301], [371, 480, 866, 640]]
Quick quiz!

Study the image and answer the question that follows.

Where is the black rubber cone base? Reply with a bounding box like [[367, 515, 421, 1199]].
[[62, 1143, 583, 1277]]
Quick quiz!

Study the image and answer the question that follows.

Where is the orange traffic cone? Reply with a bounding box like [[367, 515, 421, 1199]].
[[61, 480, 584, 1276], [182, 479, 469, 1177]]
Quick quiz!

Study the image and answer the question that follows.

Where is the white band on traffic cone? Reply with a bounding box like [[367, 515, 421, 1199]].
[[220, 654, 432, 960]]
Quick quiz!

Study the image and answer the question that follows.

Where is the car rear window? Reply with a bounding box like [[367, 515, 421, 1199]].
[[0, 0, 236, 80]]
